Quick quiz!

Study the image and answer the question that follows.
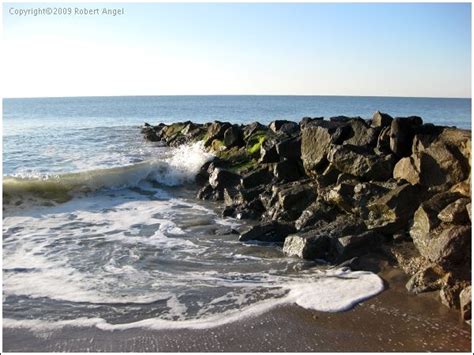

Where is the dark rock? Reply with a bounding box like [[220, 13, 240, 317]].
[[389, 116, 423, 157], [294, 200, 339, 231], [239, 221, 296, 243], [334, 231, 383, 260], [204, 121, 231, 146], [376, 126, 391, 154], [283, 232, 330, 259], [410, 192, 463, 254], [423, 225, 471, 268], [366, 183, 420, 233], [344, 119, 380, 147], [372, 111, 393, 128], [242, 122, 267, 139], [223, 125, 244, 148], [197, 183, 222, 201], [330, 115, 361, 122], [241, 167, 273, 189], [301, 121, 345, 177], [259, 140, 279, 163], [331, 125, 352, 145], [209, 168, 241, 191], [276, 136, 301, 160], [269, 120, 296, 133], [280, 122, 300, 136], [326, 182, 355, 213], [265, 184, 317, 221], [327, 144, 395, 181], [273, 159, 302, 182], [300, 117, 324, 128]]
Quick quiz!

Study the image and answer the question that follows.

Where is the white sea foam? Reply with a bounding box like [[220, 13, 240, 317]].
[[4, 177, 384, 333]]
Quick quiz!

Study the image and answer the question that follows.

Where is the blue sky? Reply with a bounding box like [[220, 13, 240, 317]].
[[2, 3, 471, 98]]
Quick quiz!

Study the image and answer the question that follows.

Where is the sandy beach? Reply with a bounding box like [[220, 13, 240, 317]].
[[3, 267, 470, 352]]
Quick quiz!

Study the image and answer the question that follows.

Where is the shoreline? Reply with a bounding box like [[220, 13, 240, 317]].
[[3, 265, 470, 352], [142, 112, 471, 323]]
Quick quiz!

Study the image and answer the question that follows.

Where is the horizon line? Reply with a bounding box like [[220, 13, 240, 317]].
[[3, 94, 472, 100]]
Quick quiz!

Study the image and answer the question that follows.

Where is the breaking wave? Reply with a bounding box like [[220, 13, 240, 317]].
[[3, 142, 213, 207]]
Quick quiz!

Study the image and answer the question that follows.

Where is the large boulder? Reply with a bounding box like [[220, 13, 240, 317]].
[[209, 168, 241, 191], [241, 167, 274, 189], [276, 136, 301, 160], [204, 121, 231, 146], [393, 157, 420, 185], [273, 159, 302, 182], [239, 221, 296, 243], [294, 200, 339, 231], [371, 111, 393, 128], [344, 118, 380, 147], [283, 232, 330, 259], [301, 121, 344, 177], [327, 144, 394, 181], [223, 125, 244, 148], [334, 230, 383, 260], [389, 116, 423, 157], [410, 192, 463, 256], [264, 183, 317, 222], [366, 183, 420, 233]]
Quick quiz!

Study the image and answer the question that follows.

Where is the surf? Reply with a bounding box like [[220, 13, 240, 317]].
[[3, 142, 213, 208]]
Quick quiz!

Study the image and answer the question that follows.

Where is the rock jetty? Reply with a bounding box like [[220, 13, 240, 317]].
[[142, 111, 471, 322]]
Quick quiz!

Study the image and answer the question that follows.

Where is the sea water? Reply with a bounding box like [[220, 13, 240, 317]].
[[2, 95, 470, 332]]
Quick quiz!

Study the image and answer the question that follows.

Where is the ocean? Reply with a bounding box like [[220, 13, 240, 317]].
[[2, 95, 470, 333]]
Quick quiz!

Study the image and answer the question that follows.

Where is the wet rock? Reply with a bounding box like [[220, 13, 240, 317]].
[[327, 144, 394, 181], [389, 116, 423, 157], [283, 232, 330, 259], [197, 183, 222, 201], [460, 286, 472, 321], [437, 198, 470, 224], [440, 277, 470, 309], [372, 111, 393, 128], [239, 221, 296, 243], [270, 184, 317, 221], [223, 125, 244, 148], [241, 167, 274, 189], [209, 168, 241, 191], [223, 198, 265, 220], [366, 183, 420, 233], [405, 265, 446, 294]]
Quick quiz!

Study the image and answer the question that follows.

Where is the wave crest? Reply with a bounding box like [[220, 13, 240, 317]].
[[3, 142, 213, 207]]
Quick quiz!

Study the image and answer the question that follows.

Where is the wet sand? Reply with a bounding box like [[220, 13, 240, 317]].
[[3, 266, 471, 352]]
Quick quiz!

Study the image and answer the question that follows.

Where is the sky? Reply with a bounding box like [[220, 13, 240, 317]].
[[2, 2, 472, 98]]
